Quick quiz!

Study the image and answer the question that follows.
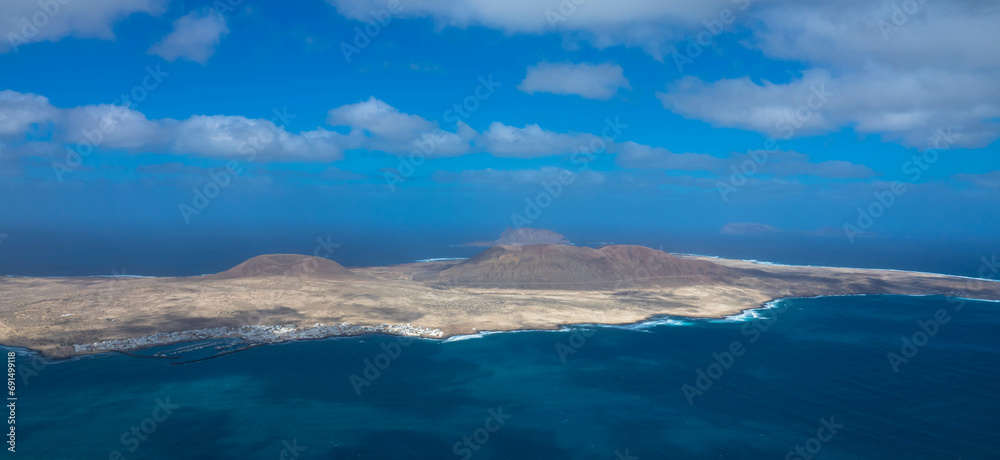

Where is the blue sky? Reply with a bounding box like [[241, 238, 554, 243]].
[[1, 0, 999, 242]]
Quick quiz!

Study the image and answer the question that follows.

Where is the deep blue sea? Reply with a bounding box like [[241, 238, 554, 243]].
[[3, 233, 999, 459]]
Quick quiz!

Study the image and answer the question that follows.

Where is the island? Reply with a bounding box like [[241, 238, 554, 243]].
[[2, 245, 998, 359]]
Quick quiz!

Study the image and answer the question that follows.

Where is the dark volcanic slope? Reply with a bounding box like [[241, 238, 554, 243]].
[[435, 244, 740, 289], [207, 254, 367, 280]]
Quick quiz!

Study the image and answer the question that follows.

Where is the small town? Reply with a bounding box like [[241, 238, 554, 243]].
[[72, 322, 444, 354]]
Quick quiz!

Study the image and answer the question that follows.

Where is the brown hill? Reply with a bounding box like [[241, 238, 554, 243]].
[[435, 244, 741, 289], [206, 254, 368, 280]]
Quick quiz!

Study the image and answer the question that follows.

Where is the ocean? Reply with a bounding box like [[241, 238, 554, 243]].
[[3, 234, 999, 459]]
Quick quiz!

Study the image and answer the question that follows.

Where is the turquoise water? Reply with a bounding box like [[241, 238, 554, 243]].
[[9, 295, 1000, 459]]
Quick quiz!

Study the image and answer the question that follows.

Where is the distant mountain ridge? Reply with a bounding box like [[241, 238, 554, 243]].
[[436, 244, 740, 289], [464, 228, 571, 247], [722, 222, 855, 238], [721, 222, 784, 235]]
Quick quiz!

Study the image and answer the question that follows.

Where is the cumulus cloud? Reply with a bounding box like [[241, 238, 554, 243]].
[[326, 97, 484, 157], [325, 0, 739, 57], [0, 0, 167, 53], [0, 92, 475, 161], [325, 104, 602, 158], [327, 0, 999, 70], [954, 171, 1000, 188], [477, 122, 596, 158], [148, 11, 229, 64], [323, 0, 1000, 148], [327, 96, 436, 141], [750, 0, 1000, 73], [169, 116, 345, 160], [0, 90, 57, 137], [658, 69, 1000, 148], [614, 142, 874, 178], [60, 104, 165, 149], [0, 90, 349, 161], [657, 0, 1000, 149], [0, 90, 880, 181], [518, 62, 631, 99], [612, 141, 724, 171]]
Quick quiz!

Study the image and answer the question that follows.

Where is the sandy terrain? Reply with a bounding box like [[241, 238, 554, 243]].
[[1, 254, 998, 358]]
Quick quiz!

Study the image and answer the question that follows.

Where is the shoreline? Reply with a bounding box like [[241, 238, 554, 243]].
[[673, 253, 1000, 283], [7, 292, 998, 363], [4, 249, 999, 362]]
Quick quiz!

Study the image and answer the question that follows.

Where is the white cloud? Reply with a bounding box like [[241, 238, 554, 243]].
[[954, 171, 1000, 189], [169, 116, 346, 160], [750, 0, 1000, 73], [0, 90, 57, 137], [612, 141, 724, 170], [325, 0, 744, 58], [327, 96, 436, 141], [0, 0, 167, 53], [614, 142, 874, 178], [518, 62, 631, 100], [610, 141, 875, 179], [61, 104, 165, 149], [0, 90, 350, 161], [327, 0, 999, 69], [0, 92, 470, 161], [324, 0, 1000, 149], [410, 123, 478, 157], [327, 101, 606, 159], [658, 70, 838, 139], [0, 90, 884, 178], [148, 11, 229, 64], [0, 92, 611, 162], [476, 122, 595, 158], [655, 0, 1000, 149], [326, 97, 484, 157], [658, 69, 1000, 148]]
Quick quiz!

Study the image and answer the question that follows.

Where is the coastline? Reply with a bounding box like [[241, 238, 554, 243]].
[[674, 253, 1000, 282], [4, 252, 1000, 362], [7, 292, 999, 362], [4, 296, 780, 360]]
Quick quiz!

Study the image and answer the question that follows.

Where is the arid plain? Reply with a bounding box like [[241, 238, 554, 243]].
[[2, 245, 998, 358]]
